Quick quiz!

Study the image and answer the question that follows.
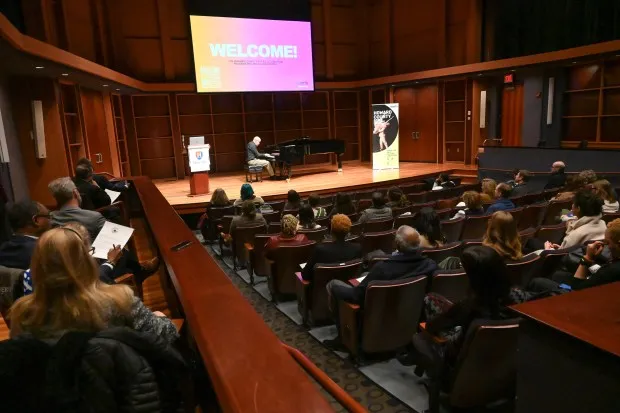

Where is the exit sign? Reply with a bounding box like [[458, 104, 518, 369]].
[[504, 73, 514, 84]]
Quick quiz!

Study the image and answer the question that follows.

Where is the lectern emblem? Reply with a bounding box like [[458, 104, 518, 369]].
[[195, 151, 203, 160]]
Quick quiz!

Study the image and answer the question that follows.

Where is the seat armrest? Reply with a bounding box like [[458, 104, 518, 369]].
[[244, 242, 254, 251], [419, 322, 448, 344], [339, 301, 360, 356]]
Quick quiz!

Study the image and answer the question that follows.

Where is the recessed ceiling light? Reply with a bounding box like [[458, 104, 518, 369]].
[[511, 69, 516, 72], [477, 73, 483, 76], [61, 73, 69, 76], [115, 88, 120, 91], [572, 61, 577, 64], [35, 66, 44, 69], [102, 84, 109, 87]]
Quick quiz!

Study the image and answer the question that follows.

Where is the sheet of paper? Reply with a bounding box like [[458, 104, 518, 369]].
[[355, 275, 367, 283], [92, 221, 135, 260], [300, 262, 307, 269], [105, 189, 121, 203]]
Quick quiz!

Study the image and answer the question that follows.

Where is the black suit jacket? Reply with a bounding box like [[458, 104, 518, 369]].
[[353, 251, 437, 304], [544, 172, 567, 190], [0, 235, 37, 270], [74, 178, 111, 210], [510, 183, 530, 198], [301, 241, 363, 281]]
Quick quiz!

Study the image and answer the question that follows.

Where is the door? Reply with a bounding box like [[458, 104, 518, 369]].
[[500, 84, 524, 147], [393, 85, 438, 162], [80, 88, 116, 174]]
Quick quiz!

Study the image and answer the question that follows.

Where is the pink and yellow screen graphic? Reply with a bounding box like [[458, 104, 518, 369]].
[[190, 16, 314, 92]]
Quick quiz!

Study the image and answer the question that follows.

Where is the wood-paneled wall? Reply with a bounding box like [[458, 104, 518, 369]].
[[20, 0, 482, 82]]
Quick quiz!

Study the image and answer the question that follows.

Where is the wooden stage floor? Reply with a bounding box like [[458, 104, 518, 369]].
[[155, 161, 477, 214]]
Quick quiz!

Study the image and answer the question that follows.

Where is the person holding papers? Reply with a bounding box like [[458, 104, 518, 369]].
[[323, 226, 437, 351]]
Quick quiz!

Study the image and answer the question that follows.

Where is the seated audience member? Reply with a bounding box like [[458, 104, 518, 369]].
[[264, 215, 310, 258], [480, 179, 497, 203], [329, 192, 356, 217], [529, 219, 620, 293], [553, 170, 597, 201], [413, 208, 446, 248], [452, 191, 485, 219], [386, 187, 410, 209], [358, 192, 392, 224], [486, 183, 515, 214], [324, 226, 437, 349], [48, 177, 107, 240], [229, 200, 267, 234], [76, 157, 128, 192], [9, 227, 179, 343], [483, 211, 523, 261], [73, 164, 112, 211], [0, 201, 51, 269], [298, 204, 321, 230], [543, 190, 606, 251], [284, 189, 301, 211], [301, 214, 362, 282], [233, 183, 265, 207], [506, 168, 520, 188], [407, 246, 523, 413], [592, 180, 619, 213], [210, 188, 230, 207], [545, 161, 567, 189], [432, 173, 456, 191], [308, 194, 327, 218], [510, 169, 532, 198]]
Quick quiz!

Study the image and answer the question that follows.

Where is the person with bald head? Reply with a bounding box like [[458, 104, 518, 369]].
[[246, 135, 275, 177], [323, 225, 437, 350], [544, 160, 567, 189]]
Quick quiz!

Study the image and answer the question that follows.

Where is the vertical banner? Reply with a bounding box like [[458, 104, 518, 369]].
[[372, 103, 399, 170]]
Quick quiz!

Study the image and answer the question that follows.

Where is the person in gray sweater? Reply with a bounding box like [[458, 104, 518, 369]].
[[358, 192, 393, 224]]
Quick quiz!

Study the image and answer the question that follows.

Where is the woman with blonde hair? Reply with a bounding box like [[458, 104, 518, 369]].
[[264, 214, 310, 258], [483, 211, 523, 261], [480, 179, 497, 203], [592, 180, 619, 213], [9, 227, 178, 342]]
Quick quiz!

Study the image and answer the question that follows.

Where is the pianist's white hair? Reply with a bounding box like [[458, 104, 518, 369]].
[[253, 136, 261, 144]]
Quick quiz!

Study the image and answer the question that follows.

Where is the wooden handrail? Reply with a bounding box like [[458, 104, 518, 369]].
[[282, 343, 367, 413], [131, 177, 334, 413]]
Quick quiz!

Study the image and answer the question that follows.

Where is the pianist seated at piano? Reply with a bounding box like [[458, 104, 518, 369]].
[[247, 136, 275, 178]]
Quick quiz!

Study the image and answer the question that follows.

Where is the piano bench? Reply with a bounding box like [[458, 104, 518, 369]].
[[245, 165, 264, 183]]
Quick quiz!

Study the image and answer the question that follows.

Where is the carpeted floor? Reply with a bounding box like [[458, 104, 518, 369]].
[[200, 233, 418, 413]]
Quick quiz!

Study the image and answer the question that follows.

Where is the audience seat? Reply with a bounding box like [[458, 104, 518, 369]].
[[429, 269, 469, 303], [391, 206, 411, 217], [441, 216, 465, 243], [267, 201, 285, 212], [518, 227, 537, 245], [535, 223, 566, 245], [267, 242, 316, 302], [435, 208, 453, 221], [0, 265, 23, 324], [543, 188, 561, 200], [340, 275, 428, 362], [283, 209, 299, 217], [231, 224, 267, 270], [394, 214, 415, 228], [529, 247, 578, 280], [217, 215, 235, 255], [401, 183, 426, 194], [355, 189, 375, 200], [316, 216, 330, 228], [357, 199, 373, 212], [203, 205, 235, 242], [349, 222, 363, 236], [347, 212, 361, 222], [360, 230, 396, 256], [506, 254, 541, 287], [518, 203, 547, 231], [407, 193, 427, 204], [511, 192, 545, 207], [505, 207, 524, 227], [603, 212, 620, 224], [411, 201, 436, 215], [447, 319, 520, 410], [296, 260, 363, 326], [542, 199, 573, 225], [363, 218, 394, 233], [461, 215, 492, 240], [246, 234, 274, 284], [298, 227, 328, 243], [436, 197, 460, 210], [262, 211, 282, 224], [322, 204, 334, 216], [319, 195, 333, 206], [96, 200, 129, 225], [422, 242, 463, 264], [268, 222, 282, 234]]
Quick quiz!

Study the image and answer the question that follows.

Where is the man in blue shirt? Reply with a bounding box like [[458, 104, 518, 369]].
[[486, 183, 515, 214]]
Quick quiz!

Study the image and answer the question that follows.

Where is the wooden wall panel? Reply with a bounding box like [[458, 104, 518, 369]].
[[62, 0, 98, 62], [80, 87, 115, 174]]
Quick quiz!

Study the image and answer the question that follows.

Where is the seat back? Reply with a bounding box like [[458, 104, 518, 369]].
[[505, 207, 524, 226], [535, 223, 566, 245], [391, 206, 411, 217], [505, 254, 540, 287], [401, 183, 426, 194], [529, 247, 577, 279], [268, 222, 282, 233], [298, 227, 328, 243], [357, 199, 373, 212], [347, 212, 361, 222], [316, 216, 330, 228], [430, 269, 469, 303], [422, 241, 463, 265], [310, 260, 363, 323], [410, 201, 436, 215], [450, 319, 520, 408], [363, 218, 394, 233], [267, 201, 285, 212], [542, 199, 573, 225], [441, 216, 465, 243], [0, 265, 24, 324], [518, 203, 548, 230], [249, 234, 274, 277], [356, 190, 375, 200], [461, 215, 492, 240], [361, 275, 428, 353], [221, 215, 235, 234], [232, 224, 267, 266], [349, 222, 363, 235], [512, 192, 544, 207], [435, 208, 453, 221], [269, 242, 317, 298], [603, 212, 620, 224], [261, 211, 282, 224], [360, 230, 396, 256], [436, 197, 460, 210], [518, 227, 537, 245], [407, 192, 427, 204], [394, 214, 415, 228], [205, 205, 235, 241], [543, 188, 560, 200]]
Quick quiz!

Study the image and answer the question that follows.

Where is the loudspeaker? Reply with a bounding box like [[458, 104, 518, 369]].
[[546, 77, 554, 125], [31, 100, 46, 159], [480, 90, 487, 128]]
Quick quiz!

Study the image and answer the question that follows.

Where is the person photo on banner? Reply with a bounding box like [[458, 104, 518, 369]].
[[372, 105, 399, 154], [373, 118, 391, 151]]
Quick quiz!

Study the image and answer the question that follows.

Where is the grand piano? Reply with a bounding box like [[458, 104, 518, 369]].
[[265, 137, 346, 180]]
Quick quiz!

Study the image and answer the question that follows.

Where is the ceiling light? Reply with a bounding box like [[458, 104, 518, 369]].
[[102, 84, 109, 87], [115, 88, 120, 91], [35, 66, 44, 69], [477, 73, 483, 76], [572, 61, 577, 64], [61, 73, 69, 76]]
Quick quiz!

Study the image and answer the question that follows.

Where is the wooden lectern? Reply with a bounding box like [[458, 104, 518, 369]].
[[187, 143, 210, 196]]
